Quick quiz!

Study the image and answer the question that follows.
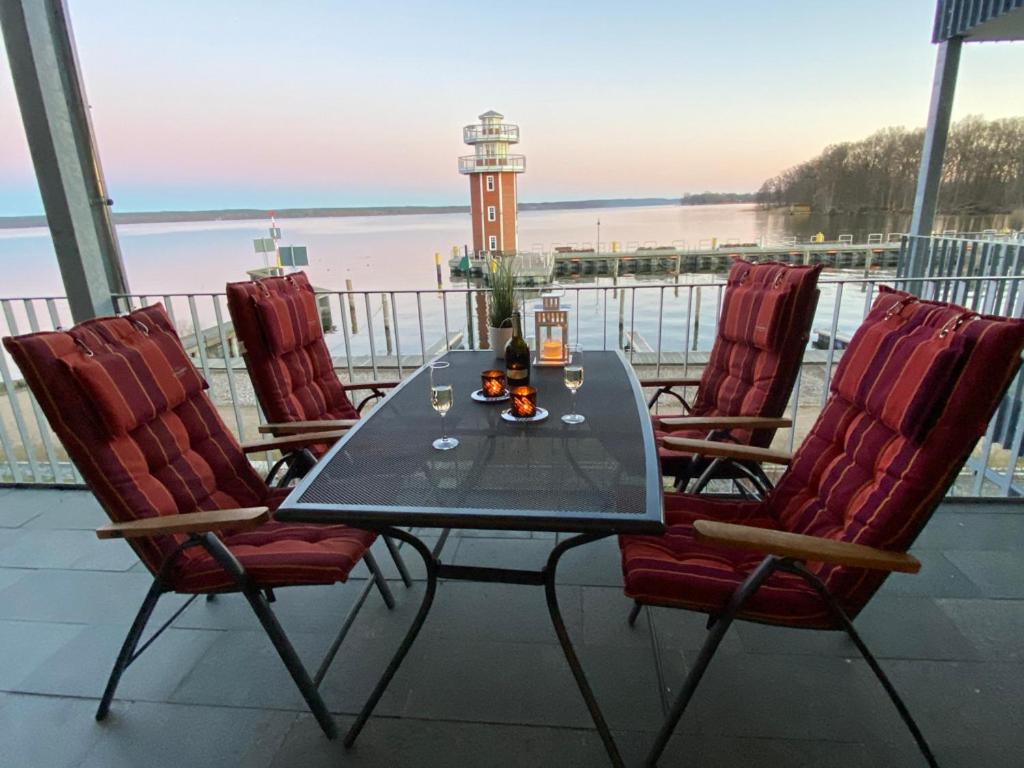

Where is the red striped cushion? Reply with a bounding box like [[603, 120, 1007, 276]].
[[65, 329, 206, 436], [620, 494, 834, 627], [831, 288, 969, 441], [227, 273, 359, 425], [718, 265, 797, 350], [3, 305, 376, 592], [626, 288, 1024, 627], [659, 261, 821, 453], [254, 285, 322, 355]]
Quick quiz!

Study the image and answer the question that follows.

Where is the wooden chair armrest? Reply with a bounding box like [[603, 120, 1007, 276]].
[[258, 420, 358, 436], [658, 416, 792, 430], [97, 507, 270, 540], [640, 377, 702, 388], [241, 430, 347, 454], [660, 436, 792, 465], [340, 380, 400, 392], [693, 520, 921, 574]]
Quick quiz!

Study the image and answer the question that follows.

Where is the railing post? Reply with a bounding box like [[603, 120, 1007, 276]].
[[1, 0, 129, 321]]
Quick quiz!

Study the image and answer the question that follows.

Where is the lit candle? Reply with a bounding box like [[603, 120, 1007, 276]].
[[510, 386, 537, 418], [481, 369, 506, 398], [541, 339, 563, 361]]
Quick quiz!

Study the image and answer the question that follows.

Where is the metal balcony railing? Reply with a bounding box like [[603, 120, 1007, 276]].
[[458, 154, 526, 174], [2, 255, 1024, 495], [462, 123, 520, 144]]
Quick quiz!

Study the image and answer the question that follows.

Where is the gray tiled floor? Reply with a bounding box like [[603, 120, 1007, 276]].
[[0, 489, 1021, 767]]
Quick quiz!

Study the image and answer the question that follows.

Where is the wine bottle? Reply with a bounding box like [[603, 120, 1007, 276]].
[[505, 310, 530, 387]]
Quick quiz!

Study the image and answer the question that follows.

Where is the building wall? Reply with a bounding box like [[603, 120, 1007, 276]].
[[468, 172, 519, 254]]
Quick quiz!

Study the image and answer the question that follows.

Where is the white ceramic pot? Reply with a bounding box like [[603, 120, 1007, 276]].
[[488, 325, 514, 359]]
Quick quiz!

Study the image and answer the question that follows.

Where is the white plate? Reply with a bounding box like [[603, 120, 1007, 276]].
[[471, 388, 510, 403], [500, 406, 549, 423]]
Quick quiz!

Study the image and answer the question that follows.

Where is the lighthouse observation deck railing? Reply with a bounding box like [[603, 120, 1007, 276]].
[[2, 270, 1024, 496], [458, 155, 526, 173], [463, 124, 520, 143]]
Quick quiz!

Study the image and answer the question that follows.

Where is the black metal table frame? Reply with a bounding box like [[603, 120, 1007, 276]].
[[278, 350, 664, 767], [342, 525, 625, 764]]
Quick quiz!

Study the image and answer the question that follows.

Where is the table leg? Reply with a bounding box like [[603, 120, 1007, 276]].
[[544, 533, 625, 768], [344, 525, 438, 748]]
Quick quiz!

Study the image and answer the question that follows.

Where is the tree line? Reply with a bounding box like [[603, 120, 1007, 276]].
[[756, 116, 1024, 214]]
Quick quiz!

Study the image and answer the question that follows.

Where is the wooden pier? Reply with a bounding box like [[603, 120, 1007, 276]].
[[450, 240, 901, 283]]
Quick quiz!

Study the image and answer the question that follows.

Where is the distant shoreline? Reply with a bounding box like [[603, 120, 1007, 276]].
[[0, 196, 755, 230]]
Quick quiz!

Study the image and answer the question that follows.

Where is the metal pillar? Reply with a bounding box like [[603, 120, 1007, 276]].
[[1, 0, 128, 321], [906, 37, 962, 282]]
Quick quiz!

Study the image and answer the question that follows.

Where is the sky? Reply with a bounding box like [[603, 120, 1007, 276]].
[[0, 0, 1022, 215]]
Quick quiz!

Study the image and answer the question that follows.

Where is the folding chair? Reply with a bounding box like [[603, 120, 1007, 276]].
[[620, 287, 1024, 766], [226, 271, 417, 575], [644, 260, 821, 494], [3, 304, 400, 738]]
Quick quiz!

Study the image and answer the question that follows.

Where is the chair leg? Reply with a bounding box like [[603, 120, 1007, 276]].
[[645, 556, 780, 767], [383, 535, 413, 588], [96, 578, 164, 720], [242, 584, 337, 739], [198, 533, 337, 739], [787, 562, 939, 768], [363, 551, 396, 610], [628, 600, 644, 627]]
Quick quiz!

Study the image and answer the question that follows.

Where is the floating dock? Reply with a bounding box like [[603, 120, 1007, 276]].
[[451, 240, 901, 284]]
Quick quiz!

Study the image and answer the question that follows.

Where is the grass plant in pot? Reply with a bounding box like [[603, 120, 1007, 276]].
[[487, 255, 517, 359]]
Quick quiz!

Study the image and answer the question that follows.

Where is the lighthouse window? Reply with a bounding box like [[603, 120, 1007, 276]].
[[486, 175, 494, 191], [488, 235, 498, 251], [487, 206, 496, 222]]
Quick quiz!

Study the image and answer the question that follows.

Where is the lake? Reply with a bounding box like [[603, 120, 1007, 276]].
[[0, 203, 1009, 358]]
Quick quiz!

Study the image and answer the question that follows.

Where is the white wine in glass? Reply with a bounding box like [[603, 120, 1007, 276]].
[[429, 361, 458, 450], [561, 347, 585, 424]]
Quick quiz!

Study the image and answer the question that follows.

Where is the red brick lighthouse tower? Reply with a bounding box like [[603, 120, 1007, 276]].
[[459, 110, 525, 257]]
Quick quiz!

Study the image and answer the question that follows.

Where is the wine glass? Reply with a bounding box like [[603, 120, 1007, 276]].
[[561, 345, 585, 424], [429, 361, 458, 450]]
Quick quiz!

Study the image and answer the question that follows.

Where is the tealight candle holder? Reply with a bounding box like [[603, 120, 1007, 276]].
[[509, 386, 537, 418], [481, 369, 506, 398]]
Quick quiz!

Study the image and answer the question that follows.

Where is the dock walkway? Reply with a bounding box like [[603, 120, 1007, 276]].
[[451, 240, 900, 284]]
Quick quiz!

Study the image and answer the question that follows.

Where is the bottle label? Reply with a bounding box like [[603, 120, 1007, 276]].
[[507, 369, 528, 380]]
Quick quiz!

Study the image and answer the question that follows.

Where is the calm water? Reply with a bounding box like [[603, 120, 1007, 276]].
[[0, 203, 1010, 358]]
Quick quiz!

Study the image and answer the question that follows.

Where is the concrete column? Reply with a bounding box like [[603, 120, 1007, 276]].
[[1, 0, 128, 320], [906, 37, 962, 281]]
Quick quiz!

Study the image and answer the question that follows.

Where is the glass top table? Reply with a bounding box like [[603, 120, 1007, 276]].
[[280, 349, 663, 534], [276, 350, 665, 767]]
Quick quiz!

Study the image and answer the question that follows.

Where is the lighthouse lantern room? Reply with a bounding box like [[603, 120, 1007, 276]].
[[459, 110, 525, 258]]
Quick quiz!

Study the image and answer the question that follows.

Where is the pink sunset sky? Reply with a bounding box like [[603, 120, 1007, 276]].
[[0, 0, 1021, 215]]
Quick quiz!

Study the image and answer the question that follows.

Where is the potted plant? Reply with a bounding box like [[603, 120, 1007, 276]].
[[487, 255, 517, 358]]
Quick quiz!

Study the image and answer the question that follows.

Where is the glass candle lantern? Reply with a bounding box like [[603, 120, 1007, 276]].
[[481, 369, 506, 398], [509, 386, 537, 418], [534, 295, 569, 365]]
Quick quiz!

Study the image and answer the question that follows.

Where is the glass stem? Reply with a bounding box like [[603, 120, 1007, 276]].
[[441, 413, 447, 441], [572, 389, 577, 417]]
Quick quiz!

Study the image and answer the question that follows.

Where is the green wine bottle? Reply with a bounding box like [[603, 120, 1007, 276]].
[[505, 310, 530, 388]]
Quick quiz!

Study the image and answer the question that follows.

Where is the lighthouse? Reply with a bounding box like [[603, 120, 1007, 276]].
[[459, 110, 525, 257]]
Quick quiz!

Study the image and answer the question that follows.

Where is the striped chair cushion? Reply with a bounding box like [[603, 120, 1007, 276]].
[[254, 287, 323, 355], [623, 288, 1024, 627], [620, 495, 832, 627], [174, 488, 375, 592], [227, 273, 359, 429], [65, 325, 206, 436], [3, 304, 373, 592], [718, 266, 798, 350], [656, 261, 821, 463], [830, 294, 969, 441]]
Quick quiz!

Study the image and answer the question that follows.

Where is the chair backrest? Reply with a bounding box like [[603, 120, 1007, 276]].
[[3, 304, 269, 575], [766, 286, 1024, 615], [226, 272, 359, 425], [691, 260, 822, 447]]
